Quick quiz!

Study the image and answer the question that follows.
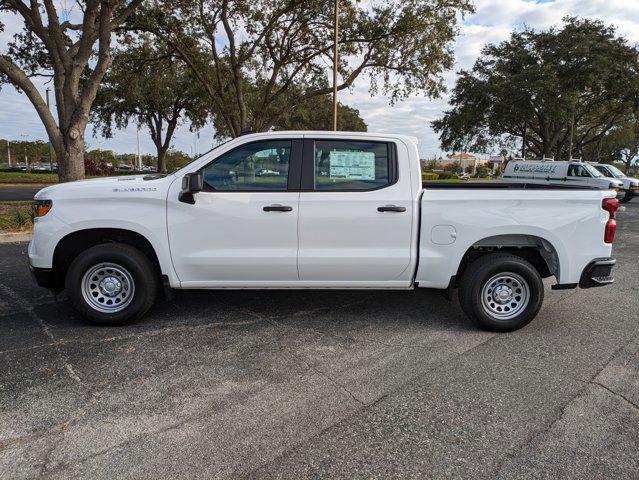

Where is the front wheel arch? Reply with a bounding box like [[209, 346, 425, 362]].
[[52, 228, 162, 290]]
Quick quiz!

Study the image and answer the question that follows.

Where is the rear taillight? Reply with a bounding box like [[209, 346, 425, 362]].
[[602, 198, 619, 244], [604, 219, 616, 244]]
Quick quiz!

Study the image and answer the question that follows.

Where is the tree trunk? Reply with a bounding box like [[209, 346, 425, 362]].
[[58, 128, 86, 182], [157, 148, 168, 174]]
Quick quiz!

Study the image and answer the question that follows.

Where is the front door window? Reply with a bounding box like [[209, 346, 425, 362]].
[[202, 140, 291, 191]]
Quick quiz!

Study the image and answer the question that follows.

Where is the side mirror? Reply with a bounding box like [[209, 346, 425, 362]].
[[179, 172, 203, 204]]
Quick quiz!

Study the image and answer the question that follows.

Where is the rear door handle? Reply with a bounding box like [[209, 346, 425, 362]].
[[263, 204, 293, 212], [377, 205, 406, 212]]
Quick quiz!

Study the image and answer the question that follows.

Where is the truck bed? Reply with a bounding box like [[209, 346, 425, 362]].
[[415, 184, 613, 289], [422, 181, 600, 190]]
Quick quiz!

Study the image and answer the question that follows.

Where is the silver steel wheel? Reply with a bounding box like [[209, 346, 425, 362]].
[[481, 272, 530, 320], [81, 262, 135, 314]]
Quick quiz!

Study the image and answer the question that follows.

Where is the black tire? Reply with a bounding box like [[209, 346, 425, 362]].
[[65, 243, 158, 326], [620, 192, 632, 203], [458, 253, 544, 332]]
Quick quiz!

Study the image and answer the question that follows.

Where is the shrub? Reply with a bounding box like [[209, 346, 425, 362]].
[[0, 205, 33, 231], [436, 172, 457, 180], [84, 158, 115, 176], [422, 172, 439, 181]]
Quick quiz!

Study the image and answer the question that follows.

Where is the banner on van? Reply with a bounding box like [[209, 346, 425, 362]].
[[513, 163, 558, 174]]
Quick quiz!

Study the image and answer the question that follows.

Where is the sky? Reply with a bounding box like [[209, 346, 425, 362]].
[[1, 0, 639, 159]]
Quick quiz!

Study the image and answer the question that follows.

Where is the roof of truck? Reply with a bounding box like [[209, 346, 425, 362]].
[[240, 130, 419, 144]]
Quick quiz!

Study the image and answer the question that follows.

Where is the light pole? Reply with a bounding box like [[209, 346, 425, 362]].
[[6, 140, 10, 167], [20, 134, 28, 170], [332, 0, 339, 131], [46, 88, 53, 172], [136, 124, 141, 170]]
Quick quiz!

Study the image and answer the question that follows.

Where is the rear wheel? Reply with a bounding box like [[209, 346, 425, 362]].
[[620, 192, 633, 203], [459, 253, 544, 332], [65, 243, 158, 325]]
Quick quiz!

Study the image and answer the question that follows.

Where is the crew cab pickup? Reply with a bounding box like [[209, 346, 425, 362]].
[[29, 132, 619, 331]]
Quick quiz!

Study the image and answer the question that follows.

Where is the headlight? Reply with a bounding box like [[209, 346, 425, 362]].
[[33, 199, 52, 218]]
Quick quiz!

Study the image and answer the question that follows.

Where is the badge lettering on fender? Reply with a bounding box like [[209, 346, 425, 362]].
[[112, 187, 158, 192]]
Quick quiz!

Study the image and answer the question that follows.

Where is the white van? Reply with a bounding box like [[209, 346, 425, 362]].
[[503, 160, 623, 193], [590, 163, 639, 203]]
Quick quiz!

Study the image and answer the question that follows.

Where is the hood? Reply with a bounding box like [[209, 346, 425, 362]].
[[34, 174, 172, 200]]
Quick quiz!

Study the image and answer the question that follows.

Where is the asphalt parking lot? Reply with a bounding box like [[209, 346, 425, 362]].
[[1, 204, 638, 479]]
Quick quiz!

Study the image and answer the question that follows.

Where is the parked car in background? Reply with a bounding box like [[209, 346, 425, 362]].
[[503, 160, 624, 197], [29, 131, 619, 332], [590, 163, 639, 203]]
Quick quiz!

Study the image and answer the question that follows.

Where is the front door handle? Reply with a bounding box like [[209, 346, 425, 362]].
[[263, 204, 293, 212], [377, 205, 406, 212]]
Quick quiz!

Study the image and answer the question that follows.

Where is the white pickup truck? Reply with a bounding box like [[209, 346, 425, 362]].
[[29, 132, 619, 331]]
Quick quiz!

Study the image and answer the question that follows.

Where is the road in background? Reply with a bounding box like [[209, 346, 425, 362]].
[[0, 185, 43, 201], [0, 203, 637, 478]]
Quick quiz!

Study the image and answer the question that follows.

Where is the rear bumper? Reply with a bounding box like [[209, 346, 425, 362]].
[[579, 258, 616, 288], [552, 258, 615, 290]]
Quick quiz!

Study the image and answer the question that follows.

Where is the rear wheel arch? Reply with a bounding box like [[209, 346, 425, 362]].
[[53, 228, 162, 289], [455, 234, 561, 285]]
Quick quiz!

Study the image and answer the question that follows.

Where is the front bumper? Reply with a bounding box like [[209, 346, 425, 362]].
[[29, 263, 57, 290], [579, 258, 616, 288]]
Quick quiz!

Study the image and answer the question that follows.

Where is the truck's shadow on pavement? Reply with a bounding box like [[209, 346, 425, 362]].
[[31, 286, 477, 336]]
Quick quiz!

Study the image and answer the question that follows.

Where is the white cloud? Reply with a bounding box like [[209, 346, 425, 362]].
[[1, 0, 639, 159]]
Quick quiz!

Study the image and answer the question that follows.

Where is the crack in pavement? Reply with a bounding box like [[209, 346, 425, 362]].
[[0, 284, 82, 385], [243, 325, 501, 478], [0, 314, 266, 356], [216, 303, 368, 405], [490, 334, 639, 478], [280, 347, 366, 406], [590, 380, 639, 412]]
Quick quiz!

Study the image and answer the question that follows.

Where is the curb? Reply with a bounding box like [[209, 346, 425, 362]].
[[0, 231, 33, 243]]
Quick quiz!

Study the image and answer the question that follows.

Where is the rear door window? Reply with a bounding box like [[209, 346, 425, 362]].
[[313, 140, 392, 191]]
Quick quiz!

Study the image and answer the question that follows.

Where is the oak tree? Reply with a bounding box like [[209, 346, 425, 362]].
[[433, 18, 639, 160], [91, 36, 207, 173], [0, 0, 142, 181]]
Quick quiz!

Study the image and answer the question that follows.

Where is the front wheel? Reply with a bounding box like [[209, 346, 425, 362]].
[[65, 243, 158, 326], [458, 253, 544, 332]]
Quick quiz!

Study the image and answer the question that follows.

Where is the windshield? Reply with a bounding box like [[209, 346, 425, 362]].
[[171, 137, 235, 174], [583, 163, 603, 178], [606, 165, 626, 178]]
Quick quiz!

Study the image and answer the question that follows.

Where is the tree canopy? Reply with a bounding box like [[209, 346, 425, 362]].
[[133, 0, 473, 137], [432, 18, 639, 161], [91, 36, 208, 172]]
